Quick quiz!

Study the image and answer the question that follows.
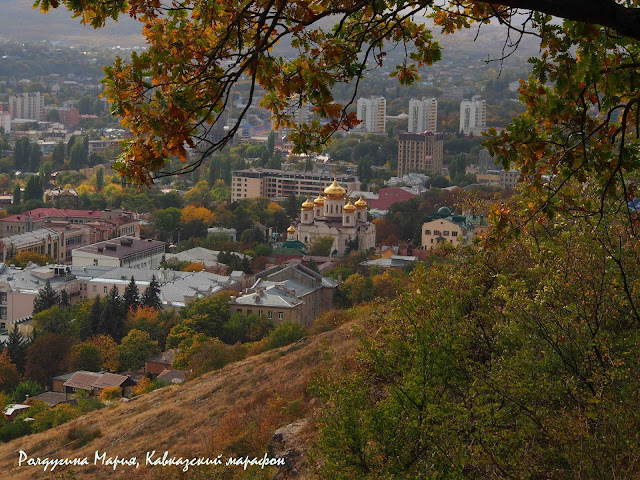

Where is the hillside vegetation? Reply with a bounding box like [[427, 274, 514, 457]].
[[0, 320, 358, 480]]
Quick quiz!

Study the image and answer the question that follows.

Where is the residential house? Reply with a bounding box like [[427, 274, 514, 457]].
[[229, 264, 337, 327], [145, 350, 178, 375]]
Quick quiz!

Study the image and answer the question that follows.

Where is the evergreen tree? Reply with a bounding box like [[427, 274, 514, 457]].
[[13, 137, 31, 170], [7, 325, 26, 374], [241, 255, 253, 274], [28, 143, 42, 172], [141, 275, 162, 310], [81, 295, 102, 340], [96, 167, 104, 192], [58, 289, 70, 309], [123, 276, 140, 314], [51, 141, 65, 168], [100, 285, 124, 341], [23, 175, 43, 202], [12, 185, 21, 205], [32, 280, 60, 314]]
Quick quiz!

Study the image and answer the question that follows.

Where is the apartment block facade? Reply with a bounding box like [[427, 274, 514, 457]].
[[9, 92, 44, 121], [408, 97, 437, 133], [231, 168, 360, 201], [356, 96, 386, 133], [397, 131, 444, 176], [459, 95, 487, 135]]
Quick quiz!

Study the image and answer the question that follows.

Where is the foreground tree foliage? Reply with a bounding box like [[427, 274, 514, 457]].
[[312, 202, 640, 478]]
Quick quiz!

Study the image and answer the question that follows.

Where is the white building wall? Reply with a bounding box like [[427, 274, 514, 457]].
[[408, 97, 437, 133]]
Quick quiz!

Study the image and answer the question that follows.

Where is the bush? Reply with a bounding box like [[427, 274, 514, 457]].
[[66, 425, 101, 449], [77, 397, 104, 414], [310, 310, 350, 334], [32, 404, 78, 433], [133, 377, 171, 396], [265, 322, 306, 350], [12, 380, 44, 403], [189, 340, 247, 377], [100, 386, 122, 401], [0, 419, 31, 442]]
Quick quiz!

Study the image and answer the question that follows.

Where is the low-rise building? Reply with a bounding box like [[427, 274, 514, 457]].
[[421, 207, 488, 249], [228, 264, 337, 327], [0, 228, 65, 263], [0, 208, 140, 239], [72, 237, 165, 269]]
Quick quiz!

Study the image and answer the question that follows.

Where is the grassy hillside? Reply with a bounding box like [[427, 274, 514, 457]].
[[0, 321, 358, 479]]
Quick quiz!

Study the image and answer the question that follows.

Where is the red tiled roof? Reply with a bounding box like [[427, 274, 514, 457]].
[[0, 208, 103, 223]]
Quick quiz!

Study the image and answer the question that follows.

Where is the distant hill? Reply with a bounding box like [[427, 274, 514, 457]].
[[0, 0, 143, 47], [0, 321, 356, 479], [0, 3, 540, 58]]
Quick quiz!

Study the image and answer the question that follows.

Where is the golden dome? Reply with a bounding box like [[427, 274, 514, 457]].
[[301, 196, 314, 210], [313, 194, 325, 206], [324, 177, 346, 200], [287, 225, 296, 234], [354, 195, 368, 209], [343, 200, 356, 213]]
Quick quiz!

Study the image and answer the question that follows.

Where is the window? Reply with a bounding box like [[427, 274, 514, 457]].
[[104, 286, 108, 294], [93, 259, 99, 266], [258, 310, 262, 317], [443, 231, 449, 236], [278, 312, 284, 320], [434, 230, 441, 236], [424, 229, 431, 235], [452, 231, 458, 237], [93, 285, 97, 293], [268, 311, 273, 319]]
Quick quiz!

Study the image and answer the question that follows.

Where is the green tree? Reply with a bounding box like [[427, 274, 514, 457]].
[[95, 167, 104, 192], [6, 325, 27, 374], [69, 343, 103, 372], [32, 280, 60, 314], [12, 380, 44, 403], [117, 329, 159, 371], [141, 275, 162, 310], [13, 137, 31, 170], [99, 285, 124, 341], [28, 143, 42, 172], [308, 236, 335, 257], [23, 175, 43, 202], [51, 140, 65, 168], [12, 185, 21, 205], [69, 137, 88, 169], [123, 276, 140, 314]]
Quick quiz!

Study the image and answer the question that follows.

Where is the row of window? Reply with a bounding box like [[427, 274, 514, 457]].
[[239, 309, 284, 320], [424, 230, 458, 237]]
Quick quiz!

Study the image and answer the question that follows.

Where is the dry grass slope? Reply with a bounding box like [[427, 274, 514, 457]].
[[0, 322, 357, 480]]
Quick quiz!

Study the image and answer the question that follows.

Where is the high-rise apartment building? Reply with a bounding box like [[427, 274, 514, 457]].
[[459, 95, 487, 135], [397, 131, 444, 176], [356, 96, 386, 133], [0, 112, 10, 134], [231, 168, 361, 201], [9, 92, 44, 121], [408, 97, 437, 133]]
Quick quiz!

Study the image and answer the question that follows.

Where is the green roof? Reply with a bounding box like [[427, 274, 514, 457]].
[[273, 247, 306, 257]]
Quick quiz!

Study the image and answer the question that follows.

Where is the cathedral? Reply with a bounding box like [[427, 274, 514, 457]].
[[288, 177, 376, 256]]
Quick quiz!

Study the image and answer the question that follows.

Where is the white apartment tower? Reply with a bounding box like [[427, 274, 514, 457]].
[[9, 92, 44, 121], [459, 95, 487, 135], [408, 97, 437, 133], [356, 96, 386, 133]]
